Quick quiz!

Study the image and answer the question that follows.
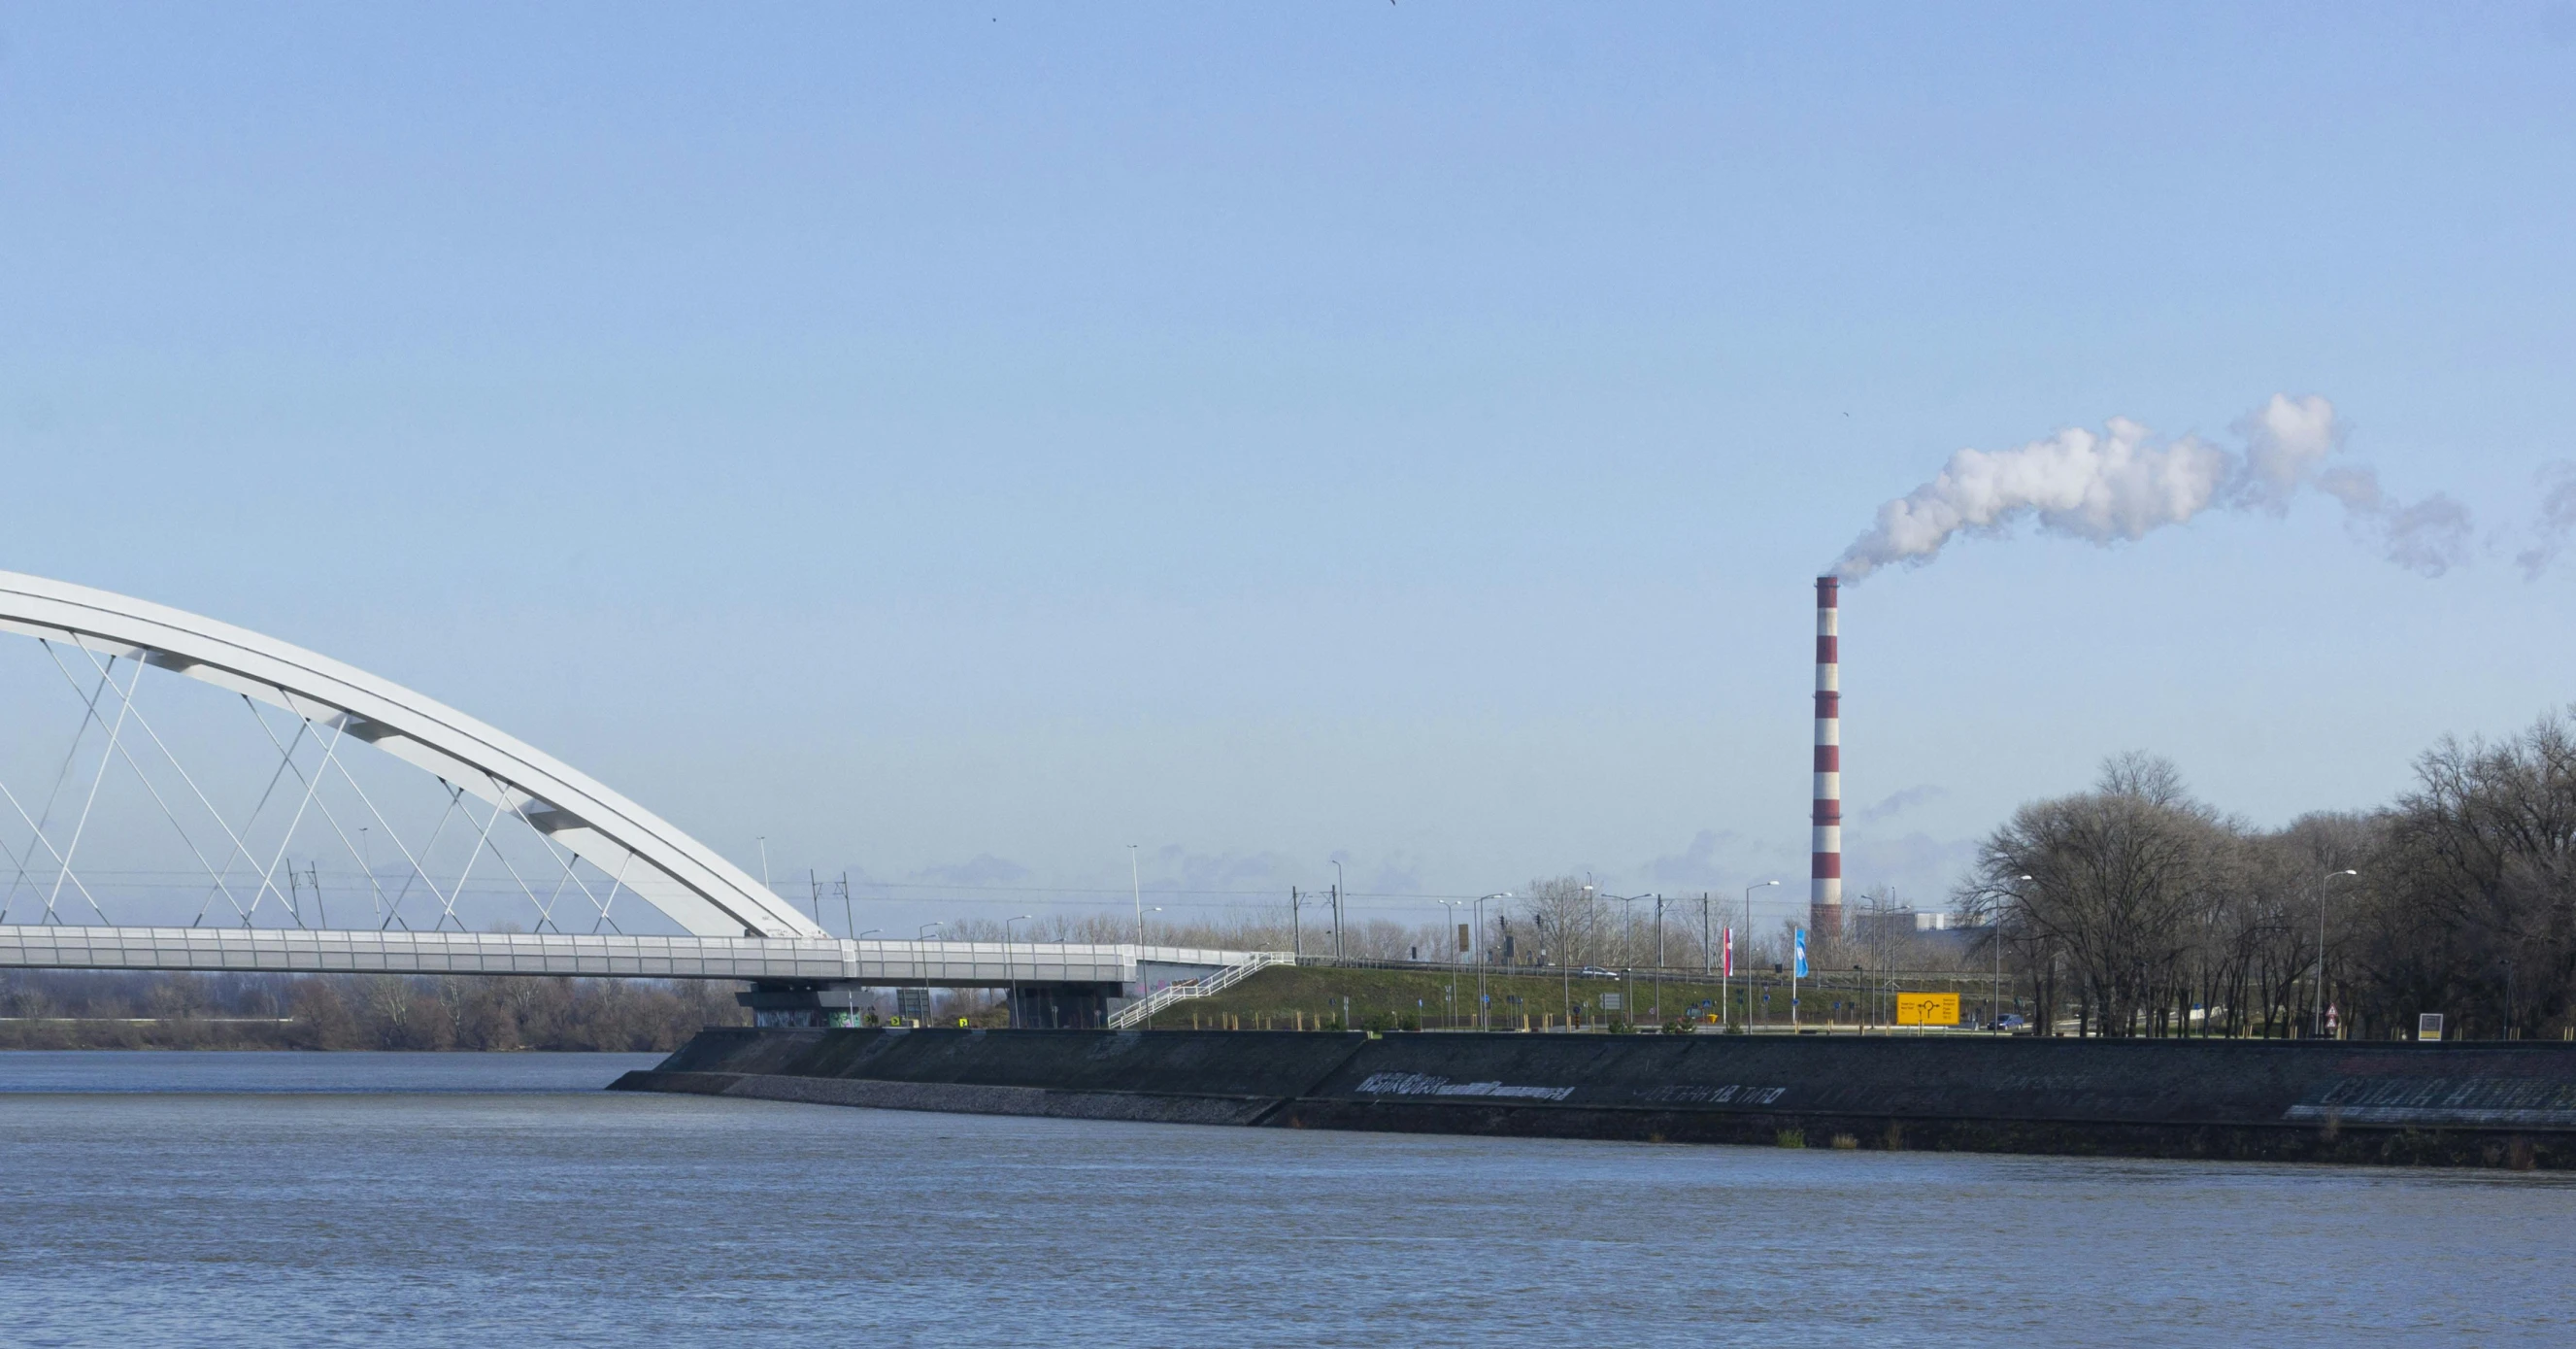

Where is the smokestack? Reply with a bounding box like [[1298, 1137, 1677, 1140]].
[[1812, 575, 1842, 937]]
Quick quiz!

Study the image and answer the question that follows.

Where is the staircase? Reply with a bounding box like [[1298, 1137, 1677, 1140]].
[[1106, 951, 1293, 1029]]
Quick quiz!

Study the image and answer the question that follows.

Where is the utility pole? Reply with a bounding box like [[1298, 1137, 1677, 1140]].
[[1129, 844, 1143, 949], [1654, 893, 1664, 1025], [1330, 860, 1345, 961], [310, 863, 324, 929], [1290, 887, 1302, 959], [839, 871, 854, 938]]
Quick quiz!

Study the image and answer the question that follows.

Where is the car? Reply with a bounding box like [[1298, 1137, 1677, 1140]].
[[1987, 1014, 2029, 1032], [1577, 966, 1621, 979]]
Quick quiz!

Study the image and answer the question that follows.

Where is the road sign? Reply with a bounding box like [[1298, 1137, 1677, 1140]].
[[1894, 992, 1959, 1026], [1600, 993, 1623, 1011], [2419, 1012, 2444, 1042]]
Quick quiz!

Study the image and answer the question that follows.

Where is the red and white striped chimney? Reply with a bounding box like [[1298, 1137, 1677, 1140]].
[[1811, 575, 1843, 937]]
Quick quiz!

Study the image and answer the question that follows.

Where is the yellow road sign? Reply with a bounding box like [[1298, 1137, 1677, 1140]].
[[1894, 992, 1959, 1027]]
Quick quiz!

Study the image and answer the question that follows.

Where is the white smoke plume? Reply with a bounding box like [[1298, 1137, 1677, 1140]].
[[2514, 462, 2576, 580], [1832, 395, 2471, 582]]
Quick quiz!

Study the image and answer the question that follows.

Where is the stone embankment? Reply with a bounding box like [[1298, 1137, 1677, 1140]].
[[613, 1028, 2576, 1167]]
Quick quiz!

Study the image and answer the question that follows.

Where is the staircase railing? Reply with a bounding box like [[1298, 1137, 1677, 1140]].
[[1106, 951, 1293, 1029]]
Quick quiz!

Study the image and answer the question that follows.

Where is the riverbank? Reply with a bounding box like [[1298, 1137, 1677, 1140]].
[[616, 1027, 2576, 1168]]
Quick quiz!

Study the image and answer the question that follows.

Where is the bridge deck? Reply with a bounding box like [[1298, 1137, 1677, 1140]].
[[0, 927, 1255, 987]]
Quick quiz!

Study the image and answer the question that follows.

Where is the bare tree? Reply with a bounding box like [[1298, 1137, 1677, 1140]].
[[1519, 876, 1605, 967], [1964, 755, 2228, 1036]]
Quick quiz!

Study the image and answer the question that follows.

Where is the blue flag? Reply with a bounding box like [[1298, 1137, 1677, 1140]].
[[1793, 927, 1809, 979]]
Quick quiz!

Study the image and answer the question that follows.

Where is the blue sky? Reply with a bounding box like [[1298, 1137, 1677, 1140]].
[[5, 3, 2575, 933]]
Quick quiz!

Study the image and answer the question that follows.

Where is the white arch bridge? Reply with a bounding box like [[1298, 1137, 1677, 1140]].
[[0, 571, 1257, 1027]]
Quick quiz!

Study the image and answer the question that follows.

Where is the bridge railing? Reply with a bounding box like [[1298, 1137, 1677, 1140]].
[[0, 926, 1268, 988]]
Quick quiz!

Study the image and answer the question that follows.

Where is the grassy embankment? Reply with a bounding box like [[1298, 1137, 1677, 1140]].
[[1132, 964, 2000, 1031]]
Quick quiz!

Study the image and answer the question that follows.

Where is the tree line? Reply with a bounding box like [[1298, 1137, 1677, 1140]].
[[1959, 713, 2576, 1040], [0, 969, 746, 1051]]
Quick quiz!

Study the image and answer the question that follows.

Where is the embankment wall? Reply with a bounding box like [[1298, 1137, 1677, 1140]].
[[616, 1028, 2576, 1167]]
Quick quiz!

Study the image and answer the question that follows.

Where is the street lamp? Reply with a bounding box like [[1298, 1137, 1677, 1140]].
[[1997, 875, 2030, 1034], [858, 928, 882, 939], [1474, 892, 1509, 1030], [1005, 914, 1033, 1029], [1129, 844, 1144, 947], [1739, 881, 1778, 1030], [2315, 868, 2359, 1038], [1534, 912, 1570, 1029], [919, 922, 943, 940], [1437, 898, 1464, 1029]]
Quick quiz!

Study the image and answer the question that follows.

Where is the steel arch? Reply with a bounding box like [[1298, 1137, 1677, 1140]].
[[0, 570, 822, 938]]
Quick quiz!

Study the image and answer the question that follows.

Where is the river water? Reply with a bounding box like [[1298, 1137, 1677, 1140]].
[[0, 1051, 2566, 1346]]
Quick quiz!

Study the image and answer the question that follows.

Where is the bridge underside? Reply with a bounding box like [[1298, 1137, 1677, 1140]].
[[738, 980, 1118, 1029], [0, 927, 1249, 991]]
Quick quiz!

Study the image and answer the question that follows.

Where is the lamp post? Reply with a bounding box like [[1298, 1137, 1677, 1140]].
[[1129, 844, 1144, 948], [1437, 898, 1464, 1028], [1005, 914, 1032, 1029], [918, 922, 942, 940], [1474, 892, 1508, 1030], [1740, 880, 1778, 1029], [1606, 893, 1650, 983], [1534, 913, 1567, 1029], [2315, 868, 2359, 1038], [1997, 874, 2030, 1033]]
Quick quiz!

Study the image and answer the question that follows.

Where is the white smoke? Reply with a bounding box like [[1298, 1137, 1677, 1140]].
[[2514, 462, 2576, 580], [1832, 395, 2471, 582]]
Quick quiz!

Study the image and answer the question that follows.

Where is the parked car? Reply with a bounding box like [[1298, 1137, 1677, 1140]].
[[1987, 1014, 2029, 1032]]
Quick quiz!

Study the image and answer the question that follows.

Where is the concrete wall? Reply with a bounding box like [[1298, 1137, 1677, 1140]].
[[619, 1029, 2576, 1168]]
